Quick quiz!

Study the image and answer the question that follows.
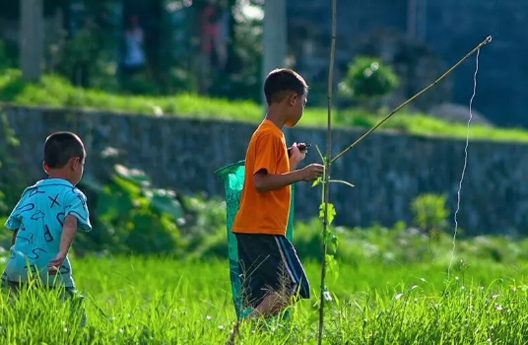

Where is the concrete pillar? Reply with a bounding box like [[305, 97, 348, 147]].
[[407, 0, 417, 39], [262, 0, 287, 108], [20, 0, 44, 81]]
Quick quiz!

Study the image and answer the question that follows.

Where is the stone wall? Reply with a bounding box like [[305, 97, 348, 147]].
[[3, 104, 528, 236]]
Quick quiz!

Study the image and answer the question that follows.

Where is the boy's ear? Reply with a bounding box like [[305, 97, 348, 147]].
[[74, 157, 83, 170], [42, 161, 49, 174], [67, 157, 78, 171], [288, 93, 298, 107]]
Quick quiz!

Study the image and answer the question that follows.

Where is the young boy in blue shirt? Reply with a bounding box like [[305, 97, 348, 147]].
[[1, 132, 92, 301]]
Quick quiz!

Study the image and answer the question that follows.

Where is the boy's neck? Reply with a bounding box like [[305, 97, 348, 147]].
[[265, 107, 286, 129], [46, 170, 74, 185]]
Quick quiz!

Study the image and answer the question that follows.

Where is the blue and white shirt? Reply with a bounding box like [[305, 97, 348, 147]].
[[1, 178, 92, 288]]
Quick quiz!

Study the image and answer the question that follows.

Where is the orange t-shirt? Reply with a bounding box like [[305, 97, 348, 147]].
[[232, 119, 291, 236]]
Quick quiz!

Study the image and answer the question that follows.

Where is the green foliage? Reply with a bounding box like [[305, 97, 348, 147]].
[[340, 56, 399, 99], [339, 56, 399, 111], [164, 67, 200, 95], [411, 193, 450, 241], [0, 106, 23, 249], [319, 202, 339, 286], [2, 68, 528, 143], [319, 203, 336, 227], [46, 14, 120, 92], [119, 71, 164, 96], [0, 163, 520, 268], [79, 165, 185, 256], [0, 41, 13, 72], [292, 219, 528, 269], [52, 20, 101, 87], [77, 164, 228, 257], [36, 1, 262, 99], [179, 193, 228, 259], [0, 69, 259, 119]]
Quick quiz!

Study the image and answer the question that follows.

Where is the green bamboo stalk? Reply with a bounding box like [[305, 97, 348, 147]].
[[318, 0, 337, 343]]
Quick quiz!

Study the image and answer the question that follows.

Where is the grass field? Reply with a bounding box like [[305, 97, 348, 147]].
[[2, 68, 528, 143], [2, 247, 528, 344]]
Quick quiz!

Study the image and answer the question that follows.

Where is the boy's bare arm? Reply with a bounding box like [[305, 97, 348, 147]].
[[48, 215, 78, 271], [254, 170, 303, 192], [254, 164, 324, 192]]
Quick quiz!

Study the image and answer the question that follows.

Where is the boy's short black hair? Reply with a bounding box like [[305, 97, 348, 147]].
[[264, 68, 308, 106], [44, 132, 86, 169]]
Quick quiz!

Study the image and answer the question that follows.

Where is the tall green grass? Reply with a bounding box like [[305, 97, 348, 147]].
[[2, 250, 528, 344], [2, 68, 528, 143]]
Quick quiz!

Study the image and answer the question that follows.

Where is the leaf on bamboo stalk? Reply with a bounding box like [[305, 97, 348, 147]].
[[319, 202, 336, 226]]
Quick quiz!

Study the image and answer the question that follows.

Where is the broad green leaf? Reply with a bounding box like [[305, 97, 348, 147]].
[[148, 190, 185, 219], [319, 202, 337, 226], [112, 175, 141, 196]]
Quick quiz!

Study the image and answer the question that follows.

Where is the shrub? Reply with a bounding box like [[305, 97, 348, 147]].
[[410, 193, 450, 241], [79, 165, 186, 256], [339, 56, 399, 111]]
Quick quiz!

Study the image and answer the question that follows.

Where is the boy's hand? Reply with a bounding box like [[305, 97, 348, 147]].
[[289, 143, 307, 170], [48, 252, 66, 274], [300, 163, 324, 181], [48, 214, 77, 275]]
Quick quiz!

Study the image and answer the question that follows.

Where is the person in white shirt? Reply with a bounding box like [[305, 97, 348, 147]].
[[122, 14, 145, 74]]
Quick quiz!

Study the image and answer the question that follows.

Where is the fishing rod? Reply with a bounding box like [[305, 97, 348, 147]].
[[330, 35, 493, 164]]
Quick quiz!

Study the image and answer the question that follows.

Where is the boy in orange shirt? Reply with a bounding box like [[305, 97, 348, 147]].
[[232, 68, 324, 320]]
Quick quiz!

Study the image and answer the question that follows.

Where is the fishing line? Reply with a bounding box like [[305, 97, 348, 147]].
[[447, 47, 482, 280]]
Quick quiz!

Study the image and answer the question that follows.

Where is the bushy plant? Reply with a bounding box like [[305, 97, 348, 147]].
[[79, 165, 186, 256], [339, 56, 399, 111], [410, 193, 450, 241]]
